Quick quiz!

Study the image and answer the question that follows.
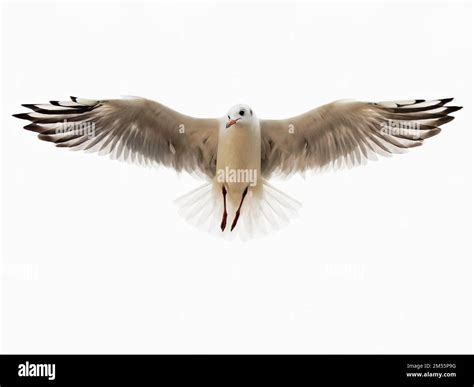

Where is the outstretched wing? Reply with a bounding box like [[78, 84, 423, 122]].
[[260, 98, 462, 177], [14, 97, 220, 178]]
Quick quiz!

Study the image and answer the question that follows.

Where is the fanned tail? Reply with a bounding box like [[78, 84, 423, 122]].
[[174, 179, 301, 240]]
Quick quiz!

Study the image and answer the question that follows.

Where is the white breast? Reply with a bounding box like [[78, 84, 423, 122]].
[[215, 120, 262, 196]]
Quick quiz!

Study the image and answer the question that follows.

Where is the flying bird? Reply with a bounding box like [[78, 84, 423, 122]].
[[14, 96, 462, 238]]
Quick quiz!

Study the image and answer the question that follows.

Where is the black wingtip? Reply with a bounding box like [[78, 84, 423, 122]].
[[12, 113, 31, 120], [23, 123, 41, 132], [37, 134, 55, 143], [70, 96, 77, 102], [421, 128, 442, 140], [440, 97, 454, 104], [437, 115, 455, 126]]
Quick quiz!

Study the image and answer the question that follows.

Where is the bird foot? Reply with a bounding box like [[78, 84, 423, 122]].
[[230, 211, 240, 231]]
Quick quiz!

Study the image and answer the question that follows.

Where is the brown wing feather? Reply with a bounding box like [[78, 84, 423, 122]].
[[260, 98, 462, 177], [14, 97, 220, 177]]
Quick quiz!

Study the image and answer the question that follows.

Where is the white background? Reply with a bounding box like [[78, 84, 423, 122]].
[[1, 1, 472, 353]]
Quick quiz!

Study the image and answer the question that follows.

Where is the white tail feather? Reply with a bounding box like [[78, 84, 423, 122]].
[[174, 180, 301, 239]]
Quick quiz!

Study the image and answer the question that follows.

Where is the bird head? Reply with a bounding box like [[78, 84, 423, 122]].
[[225, 104, 256, 128]]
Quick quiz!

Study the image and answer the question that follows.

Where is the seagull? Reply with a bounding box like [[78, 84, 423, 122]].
[[14, 96, 462, 238]]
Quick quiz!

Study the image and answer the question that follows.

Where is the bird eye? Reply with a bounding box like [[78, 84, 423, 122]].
[[239, 110, 245, 116], [227, 115, 230, 119]]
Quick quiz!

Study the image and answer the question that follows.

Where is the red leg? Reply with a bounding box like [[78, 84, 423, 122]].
[[230, 187, 249, 232], [220, 186, 228, 232]]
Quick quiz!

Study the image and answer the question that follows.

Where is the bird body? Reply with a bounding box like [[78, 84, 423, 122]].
[[215, 105, 262, 217], [14, 96, 462, 238]]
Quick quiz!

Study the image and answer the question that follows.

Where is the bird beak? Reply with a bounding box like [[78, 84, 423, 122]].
[[226, 119, 237, 129], [226, 118, 241, 128]]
